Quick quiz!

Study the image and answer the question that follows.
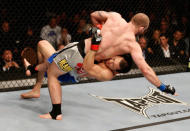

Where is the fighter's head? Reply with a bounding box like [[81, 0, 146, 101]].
[[131, 13, 150, 34], [105, 54, 132, 74]]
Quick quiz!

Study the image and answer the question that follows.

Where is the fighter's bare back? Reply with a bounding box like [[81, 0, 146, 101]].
[[94, 12, 139, 61]]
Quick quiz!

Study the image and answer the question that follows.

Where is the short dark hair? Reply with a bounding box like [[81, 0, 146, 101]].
[[159, 33, 168, 38], [116, 54, 133, 73]]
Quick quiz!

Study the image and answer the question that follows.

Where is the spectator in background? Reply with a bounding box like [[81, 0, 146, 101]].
[[0, 20, 20, 63], [138, 36, 150, 61], [159, 18, 170, 36], [179, 15, 190, 36], [183, 31, 190, 57], [156, 33, 173, 65], [72, 18, 89, 41], [147, 29, 161, 60], [169, 29, 187, 64], [22, 26, 38, 50], [40, 16, 61, 49], [145, 12, 159, 37], [56, 11, 73, 31], [178, 15, 190, 56], [0, 49, 20, 72], [69, 13, 80, 36], [56, 27, 71, 47], [80, 9, 89, 19], [20, 26, 38, 66], [149, 12, 159, 29], [56, 12, 68, 27], [170, 12, 178, 30], [0, 8, 10, 24], [0, 21, 15, 53]]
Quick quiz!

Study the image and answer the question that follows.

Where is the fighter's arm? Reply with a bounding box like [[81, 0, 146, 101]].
[[83, 50, 114, 81], [131, 44, 161, 86], [90, 11, 110, 26], [130, 42, 176, 95]]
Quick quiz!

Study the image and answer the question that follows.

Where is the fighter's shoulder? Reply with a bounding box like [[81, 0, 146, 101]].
[[96, 11, 121, 18], [124, 33, 136, 41], [130, 41, 142, 52], [124, 37, 140, 50], [108, 12, 122, 17]]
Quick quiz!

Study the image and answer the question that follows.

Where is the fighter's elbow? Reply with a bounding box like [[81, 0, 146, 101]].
[[90, 12, 95, 16], [99, 72, 114, 81], [90, 12, 97, 19], [98, 76, 113, 82]]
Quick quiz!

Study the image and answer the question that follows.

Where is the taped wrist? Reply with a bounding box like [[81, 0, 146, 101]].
[[158, 83, 166, 91], [91, 44, 100, 51], [26, 65, 38, 74], [49, 104, 62, 120], [158, 84, 175, 95]]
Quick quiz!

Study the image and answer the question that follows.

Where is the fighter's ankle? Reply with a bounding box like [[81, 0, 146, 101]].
[[49, 104, 62, 120], [31, 89, 40, 93]]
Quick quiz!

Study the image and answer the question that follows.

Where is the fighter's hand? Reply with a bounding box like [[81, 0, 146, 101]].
[[158, 84, 178, 96], [89, 27, 101, 37], [90, 27, 102, 52]]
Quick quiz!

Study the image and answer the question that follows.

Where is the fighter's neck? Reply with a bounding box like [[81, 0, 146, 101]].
[[127, 22, 137, 34]]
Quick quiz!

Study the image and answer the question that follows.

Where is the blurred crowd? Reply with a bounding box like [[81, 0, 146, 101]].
[[0, 0, 189, 73]]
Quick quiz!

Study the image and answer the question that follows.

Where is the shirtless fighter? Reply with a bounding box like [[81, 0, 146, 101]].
[[89, 11, 176, 95]]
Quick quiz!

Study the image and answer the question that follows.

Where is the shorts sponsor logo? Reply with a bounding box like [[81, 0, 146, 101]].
[[58, 59, 73, 72], [90, 87, 189, 118]]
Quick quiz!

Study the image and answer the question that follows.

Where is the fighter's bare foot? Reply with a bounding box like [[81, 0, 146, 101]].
[[39, 113, 62, 120], [23, 58, 32, 76], [20, 90, 40, 99]]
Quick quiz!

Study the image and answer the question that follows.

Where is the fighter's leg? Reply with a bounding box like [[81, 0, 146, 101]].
[[21, 40, 56, 99], [39, 62, 65, 120]]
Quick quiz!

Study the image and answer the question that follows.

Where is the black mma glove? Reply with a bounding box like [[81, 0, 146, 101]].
[[90, 27, 102, 51], [158, 83, 176, 95], [89, 26, 101, 36]]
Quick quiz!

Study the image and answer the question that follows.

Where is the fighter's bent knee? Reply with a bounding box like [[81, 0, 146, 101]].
[[37, 40, 49, 47]]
